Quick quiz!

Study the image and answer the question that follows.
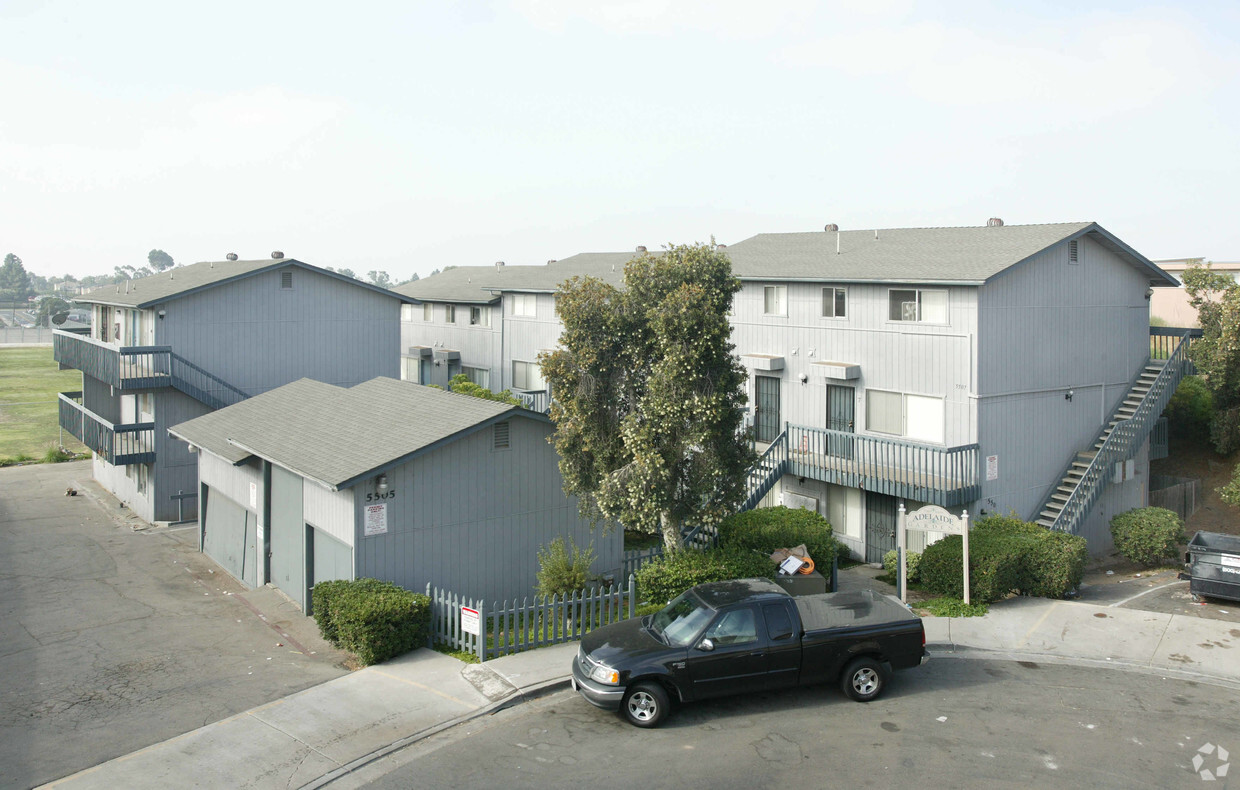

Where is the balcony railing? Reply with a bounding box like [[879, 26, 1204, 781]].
[[514, 388, 552, 414], [58, 391, 156, 465], [53, 330, 170, 390], [784, 423, 981, 507]]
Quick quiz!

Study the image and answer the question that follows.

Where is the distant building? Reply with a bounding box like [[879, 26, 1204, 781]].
[[1150, 258, 1240, 327]]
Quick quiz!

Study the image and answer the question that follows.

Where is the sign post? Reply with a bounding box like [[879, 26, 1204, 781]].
[[901, 505, 971, 606]]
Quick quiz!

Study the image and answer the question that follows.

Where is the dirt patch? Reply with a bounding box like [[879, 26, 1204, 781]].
[[1150, 436, 1238, 537]]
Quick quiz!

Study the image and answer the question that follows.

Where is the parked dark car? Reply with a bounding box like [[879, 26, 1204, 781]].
[[571, 578, 928, 727]]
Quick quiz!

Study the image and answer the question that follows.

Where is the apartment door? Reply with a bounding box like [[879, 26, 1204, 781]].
[[865, 493, 898, 564], [269, 465, 306, 609], [754, 375, 781, 443], [826, 385, 855, 459]]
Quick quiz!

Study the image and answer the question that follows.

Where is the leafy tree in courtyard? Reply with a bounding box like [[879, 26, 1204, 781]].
[[1182, 261, 1240, 453], [540, 243, 755, 551], [441, 373, 525, 406], [367, 270, 393, 288], [35, 296, 70, 327], [147, 249, 175, 271], [0, 253, 31, 302]]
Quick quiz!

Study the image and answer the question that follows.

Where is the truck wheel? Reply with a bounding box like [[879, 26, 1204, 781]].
[[841, 657, 885, 702], [622, 682, 670, 728]]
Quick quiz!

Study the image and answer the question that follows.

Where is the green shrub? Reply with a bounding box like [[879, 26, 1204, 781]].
[[312, 578, 431, 666], [919, 530, 1025, 603], [535, 536, 596, 598], [1165, 376, 1214, 441], [918, 597, 989, 617], [882, 549, 921, 582], [1210, 407, 1240, 456], [970, 513, 1088, 599], [1110, 507, 1187, 566], [717, 506, 838, 571], [636, 547, 776, 605]]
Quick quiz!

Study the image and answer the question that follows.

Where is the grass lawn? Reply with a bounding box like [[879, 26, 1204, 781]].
[[0, 346, 87, 461]]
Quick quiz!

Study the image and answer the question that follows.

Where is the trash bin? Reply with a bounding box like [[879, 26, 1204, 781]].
[[1180, 531, 1240, 604]]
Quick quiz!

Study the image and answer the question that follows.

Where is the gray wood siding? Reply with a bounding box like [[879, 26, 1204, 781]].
[[501, 294, 563, 391], [81, 374, 119, 423], [152, 389, 212, 521], [156, 266, 400, 395], [304, 481, 354, 548], [400, 304, 501, 383], [354, 416, 622, 604], [730, 282, 977, 447], [198, 449, 262, 514], [975, 236, 1154, 521]]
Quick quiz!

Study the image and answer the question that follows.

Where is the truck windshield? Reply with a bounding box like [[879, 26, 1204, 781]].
[[650, 590, 714, 647]]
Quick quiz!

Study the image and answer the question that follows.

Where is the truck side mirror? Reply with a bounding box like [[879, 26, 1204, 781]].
[[697, 638, 715, 652]]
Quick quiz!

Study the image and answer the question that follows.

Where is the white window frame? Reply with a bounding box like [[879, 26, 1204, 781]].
[[445, 304, 457, 323], [512, 360, 545, 391], [865, 389, 946, 444], [821, 286, 847, 319], [462, 365, 490, 389], [401, 304, 413, 322], [469, 305, 490, 327], [887, 288, 948, 324], [512, 293, 537, 317], [763, 285, 787, 317], [422, 303, 433, 321]]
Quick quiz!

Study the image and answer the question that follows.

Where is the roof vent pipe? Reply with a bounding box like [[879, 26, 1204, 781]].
[[824, 223, 839, 232], [716, 243, 726, 249], [226, 253, 238, 261], [546, 260, 557, 265], [495, 261, 505, 268], [636, 245, 647, 253], [987, 217, 1004, 227], [271, 251, 284, 259]]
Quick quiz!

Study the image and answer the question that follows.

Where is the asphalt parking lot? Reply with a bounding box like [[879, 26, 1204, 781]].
[[0, 461, 350, 790]]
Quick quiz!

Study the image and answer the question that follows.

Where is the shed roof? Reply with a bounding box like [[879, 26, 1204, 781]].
[[723, 222, 1178, 286], [168, 377, 542, 491], [393, 265, 503, 304], [74, 258, 412, 308]]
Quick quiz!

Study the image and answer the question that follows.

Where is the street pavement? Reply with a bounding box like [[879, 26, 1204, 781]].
[[41, 561, 1240, 789]]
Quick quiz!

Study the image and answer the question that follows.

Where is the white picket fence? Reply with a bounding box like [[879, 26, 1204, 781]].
[[427, 575, 637, 662]]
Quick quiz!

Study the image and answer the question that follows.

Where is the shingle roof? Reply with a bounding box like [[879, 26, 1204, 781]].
[[723, 222, 1176, 285], [168, 377, 539, 490], [74, 258, 410, 308], [475, 252, 641, 292], [393, 265, 503, 303]]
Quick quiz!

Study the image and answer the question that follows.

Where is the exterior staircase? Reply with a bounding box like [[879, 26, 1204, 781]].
[[740, 431, 788, 512], [1035, 331, 1194, 532], [169, 353, 250, 410]]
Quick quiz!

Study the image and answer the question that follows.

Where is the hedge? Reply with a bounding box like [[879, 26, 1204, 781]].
[[883, 549, 921, 582], [312, 578, 432, 666], [636, 547, 776, 605], [717, 506, 838, 571], [919, 514, 1087, 602], [1109, 507, 1187, 566]]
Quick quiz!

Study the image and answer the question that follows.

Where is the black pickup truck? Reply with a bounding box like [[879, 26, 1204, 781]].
[[571, 578, 927, 727]]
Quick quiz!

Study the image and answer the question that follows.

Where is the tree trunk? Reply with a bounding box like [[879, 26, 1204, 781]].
[[660, 512, 684, 552]]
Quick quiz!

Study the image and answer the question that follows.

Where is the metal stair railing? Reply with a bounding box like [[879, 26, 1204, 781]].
[[169, 353, 251, 410], [1046, 331, 1192, 534], [740, 429, 789, 511]]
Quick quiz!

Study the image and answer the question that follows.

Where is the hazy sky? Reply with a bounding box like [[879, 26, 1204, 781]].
[[2, 0, 1237, 281]]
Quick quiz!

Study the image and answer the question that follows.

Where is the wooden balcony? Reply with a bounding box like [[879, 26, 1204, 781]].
[[58, 392, 156, 465], [784, 424, 981, 507], [53, 329, 171, 390]]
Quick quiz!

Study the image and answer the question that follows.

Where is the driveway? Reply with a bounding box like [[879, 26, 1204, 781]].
[[0, 461, 350, 789]]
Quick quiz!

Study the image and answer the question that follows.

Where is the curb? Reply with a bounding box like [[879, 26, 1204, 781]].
[[926, 642, 1240, 691], [302, 677, 573, 789]]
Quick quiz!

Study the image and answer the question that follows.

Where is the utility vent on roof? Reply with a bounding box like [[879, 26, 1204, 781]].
[[280, 271, 293, 290], [493, 421, 510, 450], [824, 223, 839, 232], [987, 217, 1004, 227], [1069, 240, 1079, 263]]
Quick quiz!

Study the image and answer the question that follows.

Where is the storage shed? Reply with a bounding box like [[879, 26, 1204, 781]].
[[168, 377, 621, 612]]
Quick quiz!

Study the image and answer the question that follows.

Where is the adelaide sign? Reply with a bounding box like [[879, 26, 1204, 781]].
[[899, 504, 971, 605]]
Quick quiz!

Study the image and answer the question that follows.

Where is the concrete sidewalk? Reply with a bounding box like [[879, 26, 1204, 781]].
[[43, 592, 1240, 789]]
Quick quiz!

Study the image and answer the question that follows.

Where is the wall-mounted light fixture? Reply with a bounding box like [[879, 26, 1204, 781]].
[[158, 310, 166, 319], [799, 373, 808, 385], [1065, 389, 1074, 402], [375, 474, 390, 495], [1145, 287, 1154, 300]]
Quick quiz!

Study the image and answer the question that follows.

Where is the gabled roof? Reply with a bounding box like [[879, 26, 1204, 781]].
[[476, 252, 640, 293], [393, 265, 503, 304], [74, 258, 412, 308], [168, 377, 545, 491], [723, 222, 1178, 286]]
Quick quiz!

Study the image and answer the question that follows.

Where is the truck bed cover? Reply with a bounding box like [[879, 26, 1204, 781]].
[[793, 589, 919, 632]]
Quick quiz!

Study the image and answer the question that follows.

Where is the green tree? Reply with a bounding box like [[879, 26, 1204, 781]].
[[442, 373, 524, 406], [1182, 261, 1240, 453], [35, 296, 70, 327], [540, 243, 755, 551], [0, 254, 31, 302], [367, 270, 392, 288], [147, 249, 175, 271]]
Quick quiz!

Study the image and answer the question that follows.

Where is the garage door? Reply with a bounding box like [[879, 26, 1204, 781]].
[[269, 465, 306, 609], [202, 487, 257, 587]]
